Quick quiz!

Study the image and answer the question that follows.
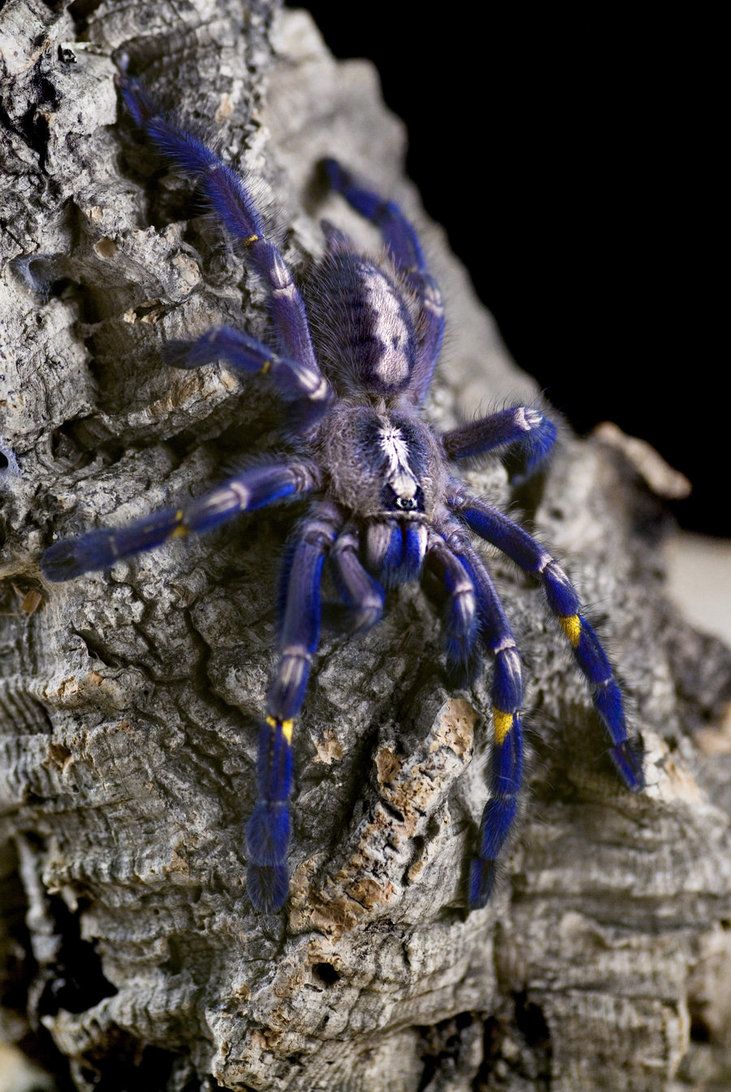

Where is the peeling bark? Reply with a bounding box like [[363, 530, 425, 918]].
[[2, 3, 731, 1090]]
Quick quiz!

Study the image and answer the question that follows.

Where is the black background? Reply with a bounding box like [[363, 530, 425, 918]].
[[288, 4, 725, 537]]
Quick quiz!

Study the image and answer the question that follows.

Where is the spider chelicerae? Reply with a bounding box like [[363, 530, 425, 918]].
[[42, 75, 644, 914]]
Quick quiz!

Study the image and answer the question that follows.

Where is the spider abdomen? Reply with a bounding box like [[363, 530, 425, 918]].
[[309, 252, 418, 396]]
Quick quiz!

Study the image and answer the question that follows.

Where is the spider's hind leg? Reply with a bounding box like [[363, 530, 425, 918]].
[[119, 76, 321, 374], [163, 325, 330, 409], [321, 159, 426, 273], [245, 501, 342, 913]]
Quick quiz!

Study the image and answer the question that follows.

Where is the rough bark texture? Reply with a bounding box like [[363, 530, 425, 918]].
[[2, 3, 731, 1090]]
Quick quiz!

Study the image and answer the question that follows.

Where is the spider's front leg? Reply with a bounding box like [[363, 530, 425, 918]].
[[41, 461, 320, 580], [245, 501, 343, 913], [449, 488, 644, 790], [330, 524, 385, 633], [441, 405, 557, 481], [429, 526, 525, 909], [424, 530, 479, 667]]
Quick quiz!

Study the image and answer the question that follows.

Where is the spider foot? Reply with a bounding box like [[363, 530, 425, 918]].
[[609, 738, 645, 791], [246, 864, 289, 914], [41, 532, 113, 581], [467, 857, 497, 910], [42, 509, 182, 582]]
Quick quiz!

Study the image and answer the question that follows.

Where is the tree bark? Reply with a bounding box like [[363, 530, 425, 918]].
[[2, 3, 731, 1090]]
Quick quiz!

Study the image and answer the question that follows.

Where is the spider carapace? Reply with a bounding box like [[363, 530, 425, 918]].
[[42, 75, 644, 914]]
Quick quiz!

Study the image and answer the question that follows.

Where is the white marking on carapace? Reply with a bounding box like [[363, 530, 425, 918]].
[[378, 423, 418, 500], [360, 266, 411, 385]]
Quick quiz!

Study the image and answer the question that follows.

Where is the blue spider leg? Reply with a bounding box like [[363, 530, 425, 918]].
[[424, 530, 478, 666], [445, 528, 525, 909], [321, 158, 426, 272], [442, 406, 557, 480], [163, 326, 331, 407], [246, 501, 341, 912], [447, 489, 644, 791], [320, 158, 445, 405], [320, 218, 356, 255], [42, 461, 321, 582], [365, 520, 428, 587], [119, 77, 320, 372], [408, 272, 446, 405], [330, 525, 385, 633]]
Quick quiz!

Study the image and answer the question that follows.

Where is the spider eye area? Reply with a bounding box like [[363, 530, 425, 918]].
[[380, 483, 425, 514]]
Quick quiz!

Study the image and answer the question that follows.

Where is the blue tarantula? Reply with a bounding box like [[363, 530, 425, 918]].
[[42, 77, 644, 914]]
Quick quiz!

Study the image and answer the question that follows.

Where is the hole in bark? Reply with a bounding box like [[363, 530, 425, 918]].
[[514, 992, 550, 1049], [19, 104, 51, 171], [689, 1010, 712, 1043], [0, 452, 8, 469], [380, 798, 404, 823], [312, 962, 340, 986], [416, 1012, 475, 1091], [68, 0, 104, 32], [89, 1044, 179, 1091], [36, 894, 117, 1017]]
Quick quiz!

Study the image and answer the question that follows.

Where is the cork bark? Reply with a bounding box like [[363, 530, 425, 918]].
[[2, 3, 731, 1090]]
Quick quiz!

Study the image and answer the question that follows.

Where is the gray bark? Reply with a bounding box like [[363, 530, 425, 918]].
[[1, 3, 731, 1090]]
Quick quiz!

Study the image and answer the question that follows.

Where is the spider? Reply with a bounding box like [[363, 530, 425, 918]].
[[41, 75, 644, 914]]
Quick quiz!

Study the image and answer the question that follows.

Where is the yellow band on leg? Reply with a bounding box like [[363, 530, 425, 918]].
[[265, 715, 295, 743], [559, 613, 581, 647], [171, 509, 188, 539], [493, 709, 514, 744]]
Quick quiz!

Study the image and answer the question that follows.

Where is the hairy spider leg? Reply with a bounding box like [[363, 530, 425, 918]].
[[120, 77, 321, 373], [448, 490, 644, 790], [320, 218, 356, 255], [321, 158, 426, 273], [424, 530, 479, 666], [442, 405, 557, 481], [330, 525, 385, 633], [365, 520, 428, 587], [163, 325, 331, 407], [41, 461, 321, 581], [320, 158, 445, 404], [453, 532, 525, 909], [246, 502, 341, 912]]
